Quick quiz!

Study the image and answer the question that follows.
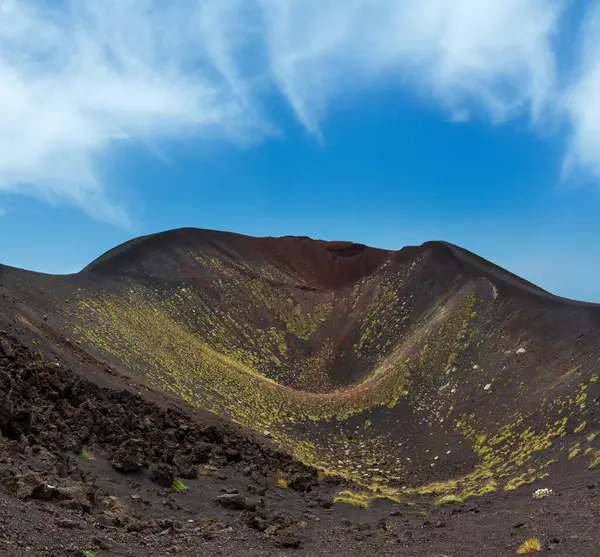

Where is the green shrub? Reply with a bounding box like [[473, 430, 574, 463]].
[[79, 449, 93, 461], [171, 479, 188, 491]]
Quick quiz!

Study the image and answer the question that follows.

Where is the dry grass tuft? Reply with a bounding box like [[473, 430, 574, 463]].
[[517, 538, 542, 554], [333, 496, 368, 509]]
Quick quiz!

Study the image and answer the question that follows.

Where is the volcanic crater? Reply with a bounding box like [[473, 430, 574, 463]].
[[1, 228, 599, 556]]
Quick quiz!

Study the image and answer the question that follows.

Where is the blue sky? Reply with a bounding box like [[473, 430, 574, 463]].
[[1, 0, 600, 302]]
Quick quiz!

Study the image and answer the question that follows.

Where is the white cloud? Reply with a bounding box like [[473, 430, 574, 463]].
[[0, 0, 266, 225], [259, 0, 562, 134], [564, 1, 600, 179], [2, 0, 600, 225]]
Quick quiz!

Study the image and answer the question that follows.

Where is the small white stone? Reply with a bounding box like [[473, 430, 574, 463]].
[[484, 383, 492, 391], [516, 347, 526, 354]]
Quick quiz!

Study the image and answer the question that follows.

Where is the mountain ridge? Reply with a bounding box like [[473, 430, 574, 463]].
[[72, 226, 592, 307]]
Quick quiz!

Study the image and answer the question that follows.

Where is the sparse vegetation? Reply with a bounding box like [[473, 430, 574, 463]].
[[83, 552, 96, 557], [505, 474, 536, 491], [476, 480, 497, 496], [317, 469, 328, 481], [78, 449, 93, 461], [517, 538, 542, 554], [435, 494, 463, 506], [71, 255, 482, 484], [65, 233, 599, 514], [333, 496, 368, 509], [3, 230, 600, 555], [171, 479, 188, 491]]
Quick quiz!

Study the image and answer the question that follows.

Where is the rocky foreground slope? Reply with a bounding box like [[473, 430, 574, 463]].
[[0, 228, 599, 556]]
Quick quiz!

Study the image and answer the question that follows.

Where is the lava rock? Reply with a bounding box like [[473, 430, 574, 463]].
[[149, 462, 175, 488], [213, 493, 258, 511], [288, 473, 314, 492], [56, 519, 84, 530], [222, 448, 242, 463], [193, 442, 213, 464], [56, 485, 94, 513], [111, 439, 146, 473], [247, 484, 267, 496], [174, 455, 198, 479]]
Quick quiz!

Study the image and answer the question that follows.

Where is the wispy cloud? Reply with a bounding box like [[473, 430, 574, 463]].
[[0, 0, 598, 224], [0, 0, 267, 225], [259, 0, 561, 134], [563, 1, 600, 179]]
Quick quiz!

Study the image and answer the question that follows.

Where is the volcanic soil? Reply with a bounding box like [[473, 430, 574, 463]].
[[1, 228, 599, 557]]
